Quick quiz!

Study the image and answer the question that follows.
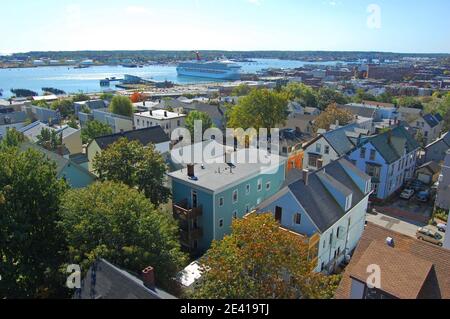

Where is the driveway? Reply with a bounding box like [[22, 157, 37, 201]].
[[366, 212, 446, 240], [373, 196, 434, 224]]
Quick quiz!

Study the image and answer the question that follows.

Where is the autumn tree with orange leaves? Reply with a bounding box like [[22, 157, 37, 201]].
[[314, 103, 354, 133], [130, 92, 145, 103], [191, 213, 341, 299]]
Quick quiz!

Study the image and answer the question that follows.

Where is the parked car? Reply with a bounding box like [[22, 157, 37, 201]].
[[437, 223, 447, 233], [400, 189, 415, 200], [416, 190, 431, 203], [416, 227, 443, 246], [408, 180, 426, 192]]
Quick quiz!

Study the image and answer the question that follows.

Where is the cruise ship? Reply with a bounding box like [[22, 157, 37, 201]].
[[177, 52, 242, 80]]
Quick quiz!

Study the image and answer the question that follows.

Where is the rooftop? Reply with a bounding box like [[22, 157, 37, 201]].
[[168, 149, 286, 192], [335, 222, 450, 299], [135, 109, 186, 120]]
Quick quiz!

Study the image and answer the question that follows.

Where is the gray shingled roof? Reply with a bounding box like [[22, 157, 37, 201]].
[[323, 124, 358, 156], [77, 259, 176, 299], [93, 126, 170, 150], [365, 126, 420, 164], [286, 158, 368, 233]]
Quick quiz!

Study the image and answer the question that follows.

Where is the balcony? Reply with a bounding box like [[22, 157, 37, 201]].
[[173, 199, 203, 220], [180, 228, 204, 250]]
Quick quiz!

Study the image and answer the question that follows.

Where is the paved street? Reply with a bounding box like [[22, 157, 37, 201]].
[[366, 212, 445, 239]]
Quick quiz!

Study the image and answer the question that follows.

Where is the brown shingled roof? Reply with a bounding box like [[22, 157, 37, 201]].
[[335, 222, 450, 299]]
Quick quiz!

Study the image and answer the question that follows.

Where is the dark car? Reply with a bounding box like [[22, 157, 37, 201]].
[[416, 190, 431, 203], [408, 180, 426, 192]]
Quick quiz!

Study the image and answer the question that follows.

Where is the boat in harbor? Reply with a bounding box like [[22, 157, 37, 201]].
[[176, 52, 241, 80]]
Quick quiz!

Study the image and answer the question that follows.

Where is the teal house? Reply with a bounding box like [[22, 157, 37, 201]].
[[168, 149, 286, 255], [21, 143, 96, 189]]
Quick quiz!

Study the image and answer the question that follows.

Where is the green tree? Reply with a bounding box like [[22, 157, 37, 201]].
[[185, 111, 214, 137], [352, 88, 377, 104], [396, 96, 424, 109], [67, 116, 79, 129], [231, 84, 252, 97], [99, 92, 115, 101], [192, 213, 340, 299], [31, 100, 50, 108], [58, 181, 186, 290], [282, 82, 318, 108], [109, 95, 133, 117], [0, 128, 26, 149], [227, 89, 288, 130], [0, 147, 68, 298], [314, 103, 354, 132], [72, 93, 90, 102], [51, 99, 74, 118], [316, 87, 348, 110], [80, 120, 112, 144], [37, 128, 63, 151], [93, 138, 170, 206]]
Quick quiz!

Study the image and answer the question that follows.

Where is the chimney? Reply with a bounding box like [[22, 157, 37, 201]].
[[187, 164, 195, 178], [164, 111, 168, 118], [150, 110, 153, 116], [302, 169, 310, 186], [142, 266, 155, 290]]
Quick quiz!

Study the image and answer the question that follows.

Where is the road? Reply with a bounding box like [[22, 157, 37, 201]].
[[366, 212, 445, 239]]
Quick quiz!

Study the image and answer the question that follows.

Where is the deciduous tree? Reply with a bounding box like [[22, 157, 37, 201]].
[[314, 103, 354, 132], [185, 110, 214, 137], [93, 138, 170, 206], [58, 181, 187, 290], [192, 213, 341, 299], [109, 95, 133, 117], [227, 89, 288, 130], [80, 120, 112, 144], [0, 147, 68, 298]]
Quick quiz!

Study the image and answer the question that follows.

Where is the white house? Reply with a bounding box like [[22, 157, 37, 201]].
[[302, 124, 369, 171], [257, 158, 372, 274], [134, 109, 186, 140]]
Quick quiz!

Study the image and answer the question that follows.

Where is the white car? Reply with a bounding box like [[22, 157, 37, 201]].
[[400, 189, 415, 200]]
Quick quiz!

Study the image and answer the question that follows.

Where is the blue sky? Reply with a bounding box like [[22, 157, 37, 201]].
[[1, 0, 450, 54]]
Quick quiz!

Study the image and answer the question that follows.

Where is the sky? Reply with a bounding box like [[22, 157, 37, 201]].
[[1, 0, 450, 54]]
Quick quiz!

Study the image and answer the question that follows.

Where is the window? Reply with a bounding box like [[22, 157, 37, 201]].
[[308, 154, 321, 168], [316, 143, 322, 154], [266, 182, 271, 191], [337, 227, 340, 239], [232, 190, 238, 204], [257, 179, 262, 192], [282, 147, 288, 154], [137, 119, 140, 125], [219, 219, 224, 228], [233, 211, 238, 219], [366, 164, 381, 179], [219, 197, 224, 207], [325, 145, 330, 155], [370, 149, 376, 161], [246, 184, 250, 195], [245, 205, 250, 214], [177, 120, 181, 127], [293, 213, 301, 225], [360, 147, 366, 159]]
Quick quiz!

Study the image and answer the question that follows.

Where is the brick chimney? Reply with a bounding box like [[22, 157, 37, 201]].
[[142, 266, 155, 290], [187, 164, 195, 178]]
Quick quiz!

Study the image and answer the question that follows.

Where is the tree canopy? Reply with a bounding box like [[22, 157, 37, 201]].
[[231, 84, 252, 97], [58, 181, 187, 290], [93, 138, 170, 206], [0, 147, 68, 298], [51, 99, 74, 118], [281, 82, 318, 108], [80, 120, 112, 144], [227, 88, 288, 130], [0, 128, 26, 149], [316, 87, 348, 110], [36, 128, 63, 151], [314, 103, 354, 132], [192, 213, 341, 299], [185, 110, 214, 137], [109, 95, 133, 117]]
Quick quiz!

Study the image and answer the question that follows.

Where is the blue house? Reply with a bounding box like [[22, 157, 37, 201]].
[[21, 143, 96, 188], [257, 158, 372, 273], [347, 126, 420, 200], [168, 149, 286, 255]]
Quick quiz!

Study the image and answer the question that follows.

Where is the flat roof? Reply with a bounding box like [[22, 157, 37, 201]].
[[168, 149, 286, 192], [135, 109, 186, 120]]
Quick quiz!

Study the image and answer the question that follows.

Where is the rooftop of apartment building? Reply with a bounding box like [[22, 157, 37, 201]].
[[168, 148, 286, 192]]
